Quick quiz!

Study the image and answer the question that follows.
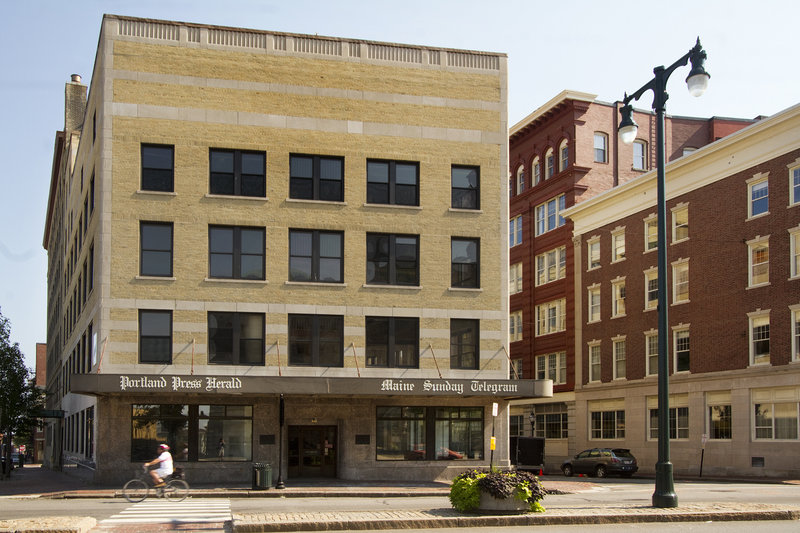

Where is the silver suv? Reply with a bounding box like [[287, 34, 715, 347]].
[[561, 448, 638, 478]]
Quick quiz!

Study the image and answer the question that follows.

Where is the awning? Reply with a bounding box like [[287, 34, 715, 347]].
[[70, 373, 552, 400]]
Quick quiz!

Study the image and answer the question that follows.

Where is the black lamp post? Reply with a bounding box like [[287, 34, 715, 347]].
[[618, 38, 710, 509]]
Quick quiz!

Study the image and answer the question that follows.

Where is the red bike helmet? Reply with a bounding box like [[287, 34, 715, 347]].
[[159, 443, 170, 451]]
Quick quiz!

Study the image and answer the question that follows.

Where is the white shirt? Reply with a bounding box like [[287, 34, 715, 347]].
[[156, 451, 173, 475]]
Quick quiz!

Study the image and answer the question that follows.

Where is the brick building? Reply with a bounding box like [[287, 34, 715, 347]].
[[507, 90, 754, 470], [42, 15, 551, 484], [566, 103, 800, 477]]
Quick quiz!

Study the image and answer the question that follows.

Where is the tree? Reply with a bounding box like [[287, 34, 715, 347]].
[[0, 308, 44, 478]]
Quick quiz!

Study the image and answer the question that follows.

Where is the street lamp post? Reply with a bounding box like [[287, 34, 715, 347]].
[[617, 38, 710, 509]]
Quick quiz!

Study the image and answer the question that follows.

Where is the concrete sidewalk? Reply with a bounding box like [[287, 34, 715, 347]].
[[2, 465, 800, 533]]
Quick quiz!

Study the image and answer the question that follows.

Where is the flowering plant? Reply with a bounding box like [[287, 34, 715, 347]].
[[448, 468, 546, 513]]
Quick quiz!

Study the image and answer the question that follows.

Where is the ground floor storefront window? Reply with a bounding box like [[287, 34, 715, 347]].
[[131, 404, 252, 462], [376, 406, 483, 461]]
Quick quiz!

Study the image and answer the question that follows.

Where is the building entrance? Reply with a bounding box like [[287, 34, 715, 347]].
[[287, 425, 337, 478]]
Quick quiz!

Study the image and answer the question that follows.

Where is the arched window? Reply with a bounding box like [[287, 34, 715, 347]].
[[559, 139, 569, 172], [532, 156, 541, 185], [545, 148, 555, 179], [516, 165, 525, 193]]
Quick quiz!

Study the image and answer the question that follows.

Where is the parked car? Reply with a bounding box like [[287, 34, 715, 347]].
[[561, 448, 638, 478]]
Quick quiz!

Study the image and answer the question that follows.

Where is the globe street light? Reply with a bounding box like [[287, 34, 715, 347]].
[[617, 38, 710, 509]]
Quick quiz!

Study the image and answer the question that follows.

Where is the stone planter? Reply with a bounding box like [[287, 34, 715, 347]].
[[477, 491, 530, 514]]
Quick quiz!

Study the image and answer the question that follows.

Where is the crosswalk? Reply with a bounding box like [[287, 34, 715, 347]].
[[100, 498, 231, 525]]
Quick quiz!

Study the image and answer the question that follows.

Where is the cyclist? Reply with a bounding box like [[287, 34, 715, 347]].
[[144, 443, 173, 487]]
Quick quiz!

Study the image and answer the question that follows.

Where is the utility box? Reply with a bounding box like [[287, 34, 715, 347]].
[[252, 462, 272, 489], [510, 437, 545, 473]]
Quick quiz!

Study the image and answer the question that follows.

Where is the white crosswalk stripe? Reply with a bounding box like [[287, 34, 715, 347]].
[[101, 498, 231, 524]]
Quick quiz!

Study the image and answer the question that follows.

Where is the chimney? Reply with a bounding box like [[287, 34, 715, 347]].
[[65, 74, 87, 132]]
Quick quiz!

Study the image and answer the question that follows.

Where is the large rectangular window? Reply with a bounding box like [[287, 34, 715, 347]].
[[451, 238, 479, 288], [366, 233, 419, 286], [535, 299, 566, 336], [141, 144, 174, 192], [434, 407, 483, 460], [209, 225, 265, 280], [509, 262, 523, 294], [209, 149, 266, 197], [709, 404, 732, 440], [534, 195, 566, 236], [450, 319, 479, 370], [208, 312, 264, 365], [535, 246, 566, 286], [755, 402, 799, 440], [290, 154, 343, 202], [536, 352, 566, 385], [590, 410, 624, 439], [376, 406, 483, 461], [649, 406, 689, 440], [140, 222, 173, 277], [367, 159, 418, 206], [139, 310, 172, 364], [451, 165, 479, 209], [288, 314, 343, 367], [750, 314, 770, 365], [748, 176, 769, 218], [289, 229, 343, 283], [131, 404, 252, 462], [366, 317, 419, 368], [509, 311, 523, 342], [533, 403, 568, 439], [376, 406, 425, 460]]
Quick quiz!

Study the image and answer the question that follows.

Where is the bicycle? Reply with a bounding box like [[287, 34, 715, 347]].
[[122, 465, 189, 502]]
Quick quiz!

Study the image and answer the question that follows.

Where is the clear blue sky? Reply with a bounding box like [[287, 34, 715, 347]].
[[1, 0, 797, 370]]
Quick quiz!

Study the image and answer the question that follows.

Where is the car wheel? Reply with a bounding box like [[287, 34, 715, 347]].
[[595, 465, 607, 478], [562, 464, 574, 477]]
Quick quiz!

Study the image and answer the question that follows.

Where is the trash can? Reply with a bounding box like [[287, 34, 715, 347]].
[[252, 462, 271, 490]]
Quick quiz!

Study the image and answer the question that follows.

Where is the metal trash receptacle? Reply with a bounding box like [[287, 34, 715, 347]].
[[252, 462, 271, 489]]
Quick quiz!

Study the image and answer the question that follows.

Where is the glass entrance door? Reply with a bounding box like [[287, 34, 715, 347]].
[[287, 425, 337, 478]]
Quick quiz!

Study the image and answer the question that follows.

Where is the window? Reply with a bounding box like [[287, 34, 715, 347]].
[[709, 404, 732, 440], [559, 139, 569, 172], [587, 238, 600, 270], [208, 312, 265, 365], [533, 403, 568, 439], [645, 216, 658, 251], [209, 226, 265, 280], [139, 310, 172, 364], [451, 165, 480, 209], [593, 133, 608, 163], [534, 194, 566, 236], [590, 410, 625, 439], [141, 144, 174, 192], [672, 205, 688, 242], [545, 148, 555, 179], [450, 319, 479, 370], [649, 406, 689, 440], [535, 352, 566, 385], [509, 311, 523, 342], [209, 149, 266, 197], [748, 175, 769, 218], [792, 165, 800, 206], [673, 260, 689, 303], [588, 286, 601, 323], [376, 406, 484, 461], [612, 279, 626, 317], [535, 299, 566, 336], [451, 238, 479, 288], [633, 140, 647, 170], [749, 313, 770, 365], [535, 246, 566, 286], [289, 230, 343, 283], [140, 222, 173, 277], [755, 402, 799, 440], [793, 307, 800, 362], [748, 238, 769, 286], [612, 229, 626, 262], [509, 215, 522, 247], [791, 229, 800, 279], [645, 269, 658, 310], [288, 314, 343, 367], [510, 358, 523, 379], [613, 338, 626, 379], [509, 262, 523, 294], [589, 343, 601, 382], [674, 328, 690, 372], [646, 332, 658, 376], [290, 154, 343, 202], [366, 317, 419, 368], [532, 157, 541, 185], [367, 159, 418, 206], [515, 165, 525, 195], [131, 404, 252, 462], [366, 233, 419, 286]]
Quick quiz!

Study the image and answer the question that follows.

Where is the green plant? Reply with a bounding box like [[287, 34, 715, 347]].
[[449, 469, 546, 513]]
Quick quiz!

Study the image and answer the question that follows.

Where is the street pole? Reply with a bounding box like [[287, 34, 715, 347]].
[[618, 38, 710, 509]]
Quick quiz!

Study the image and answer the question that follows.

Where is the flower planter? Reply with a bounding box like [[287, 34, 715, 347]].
[[477, 491, 530, 514]]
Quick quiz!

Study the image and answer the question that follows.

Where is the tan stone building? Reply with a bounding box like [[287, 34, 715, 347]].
[[43, 15, 550, 484]]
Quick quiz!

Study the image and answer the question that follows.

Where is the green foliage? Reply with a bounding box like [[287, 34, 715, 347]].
[[449, 468, 546, 513]]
